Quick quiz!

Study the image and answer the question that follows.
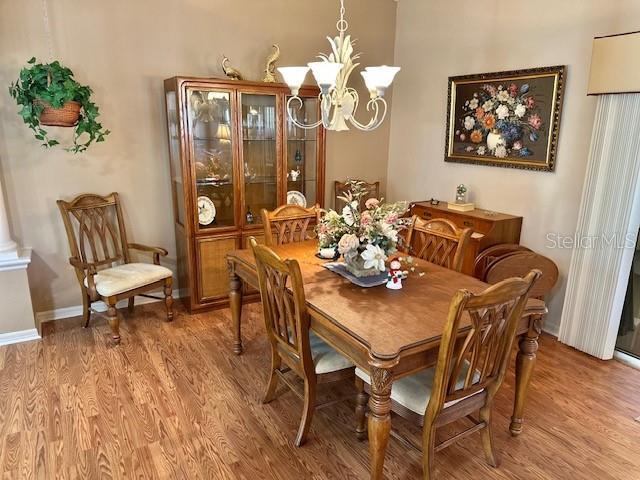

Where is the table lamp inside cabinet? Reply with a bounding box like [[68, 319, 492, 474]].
[[164, 77, 326, 312]]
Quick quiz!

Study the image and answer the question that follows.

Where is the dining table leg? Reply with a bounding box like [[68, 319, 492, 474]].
[[228, 262, 244, 355], [368, 364, 394, 480], [510, 314, 543, 436]]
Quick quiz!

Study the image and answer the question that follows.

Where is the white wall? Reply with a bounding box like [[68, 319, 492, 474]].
[[387, 0, 640, 332]]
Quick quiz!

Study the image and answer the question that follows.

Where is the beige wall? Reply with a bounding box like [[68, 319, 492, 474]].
[[387, 0, 640, 333], [0, 0, 396, 314]]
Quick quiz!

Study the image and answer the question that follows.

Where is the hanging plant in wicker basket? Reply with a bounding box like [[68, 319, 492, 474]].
[[9, 57, 110, 153]]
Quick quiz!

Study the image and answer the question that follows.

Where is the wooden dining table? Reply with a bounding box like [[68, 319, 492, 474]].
[[226, 240, 547, 480]]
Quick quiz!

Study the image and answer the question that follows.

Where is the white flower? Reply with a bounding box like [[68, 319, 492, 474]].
[[495, 145, 508, 158], [482, 100, 494, 112], [341, 201, 358, 226], [495, 104, 510, 120], [338, 233, 360, 254], [477, 146, 486, 155], [515, 104, 526, 118], [468, 98, 479, 109], [507, 96, 516, 105], [497, 90, 509, 102], [464, 116, 475, 131], [465, 146, 474, 152], [360, 244, 387, 271], [325, 210, 340, 222], [380, 222, 398, 242]]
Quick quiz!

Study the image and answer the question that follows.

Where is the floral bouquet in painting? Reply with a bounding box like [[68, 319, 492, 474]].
[[317, 181, 409, 277], [457, 82, 544, 159]]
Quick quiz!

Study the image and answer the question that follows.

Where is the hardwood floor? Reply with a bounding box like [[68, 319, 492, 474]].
[[1, 302, 639, 479]]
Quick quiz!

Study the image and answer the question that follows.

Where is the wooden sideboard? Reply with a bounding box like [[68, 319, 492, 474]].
[[409, 201, 523, 276]]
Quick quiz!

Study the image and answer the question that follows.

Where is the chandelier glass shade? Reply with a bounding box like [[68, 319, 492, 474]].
[[278, 0, 400, 132]]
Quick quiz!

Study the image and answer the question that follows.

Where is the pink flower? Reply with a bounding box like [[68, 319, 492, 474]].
[[508, 83, 518, 97], [528, 113, 542, 130], [319, 224, 328, 234], [483, 84, 497, 96], [385, 213, 398, 224], [360, 211, 372, 225], [459, 133, 466, 141], [365, 198, 380, 209], [513, 140, 523, 150], [525, 96, 535, 109]]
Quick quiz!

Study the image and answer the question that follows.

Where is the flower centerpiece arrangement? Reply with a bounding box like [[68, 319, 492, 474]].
[[317, 181, 409, 277], [457, 82, 543, 159]]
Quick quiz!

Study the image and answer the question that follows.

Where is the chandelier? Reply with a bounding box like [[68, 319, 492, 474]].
[[277, 0, 400, 132]]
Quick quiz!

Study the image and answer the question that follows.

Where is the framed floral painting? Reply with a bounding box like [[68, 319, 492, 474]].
[[445, 66, 565, 171]]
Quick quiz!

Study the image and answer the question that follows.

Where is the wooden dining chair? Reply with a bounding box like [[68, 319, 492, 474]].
[[405, 216, 473, 272], [334, 179, 380, 211], [261, 204, 320, 246], [250, 238, 355, 446], [355, 270, 541, 479], [57, 193, 173, 344], [473, 243, 532, 280]]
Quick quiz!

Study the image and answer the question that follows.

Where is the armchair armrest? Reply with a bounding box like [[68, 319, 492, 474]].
[[128, 243, 168, 265]]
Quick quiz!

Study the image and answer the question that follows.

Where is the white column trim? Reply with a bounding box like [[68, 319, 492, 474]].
[[559, 94, 640, 359], [0, 247, 32, 272]]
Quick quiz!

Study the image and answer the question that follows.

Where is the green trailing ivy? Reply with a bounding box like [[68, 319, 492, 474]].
[[9, 57, 110, 153]]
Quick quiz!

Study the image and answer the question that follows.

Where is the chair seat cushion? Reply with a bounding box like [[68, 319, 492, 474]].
[[84, 263, 172, 297], [310, 331, 354, 374], [355, 362, 480, 415]]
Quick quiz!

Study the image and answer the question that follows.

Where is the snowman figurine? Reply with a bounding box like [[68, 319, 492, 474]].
[[386, 260, 404, 290]]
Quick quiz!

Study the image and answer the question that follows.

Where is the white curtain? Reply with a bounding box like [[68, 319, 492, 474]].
[[559, 94, 640, 359]]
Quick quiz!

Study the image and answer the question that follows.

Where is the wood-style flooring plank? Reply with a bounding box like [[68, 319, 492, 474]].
[[0, 302, 638, 479]]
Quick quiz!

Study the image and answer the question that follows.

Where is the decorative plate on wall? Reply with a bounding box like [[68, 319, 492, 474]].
[[197, 196, 216, 225], [287, 190, 307, 207]]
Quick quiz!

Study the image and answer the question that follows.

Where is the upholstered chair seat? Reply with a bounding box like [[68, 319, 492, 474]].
[[84, 263, 173, 297], [310, 331, 354, 374], [355, 362, 480, 414]]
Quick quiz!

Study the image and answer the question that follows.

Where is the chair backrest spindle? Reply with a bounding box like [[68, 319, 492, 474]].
[[262, 204, 320, 246], [405, 216, 472, 272], [426, 270, 541, 417]]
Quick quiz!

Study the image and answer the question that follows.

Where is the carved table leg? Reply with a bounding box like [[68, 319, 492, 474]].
[[510, 314, 542, 436], [368, 364, 394, 480], [228, 262, 244, 355]]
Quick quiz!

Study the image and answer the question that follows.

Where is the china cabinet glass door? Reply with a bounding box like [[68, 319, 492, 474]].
[[240, 93, 278, 226], [187, 89, 236, 231], [286, 96, 319, 207]]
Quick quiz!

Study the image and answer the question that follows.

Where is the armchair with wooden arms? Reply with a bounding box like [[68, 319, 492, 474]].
[[57, 192, 174, 344]]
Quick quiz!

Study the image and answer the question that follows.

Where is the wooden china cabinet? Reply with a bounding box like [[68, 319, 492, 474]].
[[164, 77, 326, 312]]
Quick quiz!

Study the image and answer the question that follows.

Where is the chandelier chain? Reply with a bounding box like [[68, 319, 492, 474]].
[[41, 0, 54, 61], [336, 0, 348, 33]]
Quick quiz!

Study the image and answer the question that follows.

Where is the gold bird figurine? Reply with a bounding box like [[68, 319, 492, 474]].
[[262, 44, 280, 83], [221, 56, 244, 81]]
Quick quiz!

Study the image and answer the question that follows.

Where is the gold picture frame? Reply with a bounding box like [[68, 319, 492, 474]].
[[445, 66, 565, 172]]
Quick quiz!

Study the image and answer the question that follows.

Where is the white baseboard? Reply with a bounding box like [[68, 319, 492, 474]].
[[0, 328, 40, 347], [614, 350, 640, 370], [36, 288, 182, 323]]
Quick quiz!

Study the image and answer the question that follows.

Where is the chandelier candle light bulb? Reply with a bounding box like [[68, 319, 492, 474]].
[[277, 0, 400, 132]]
